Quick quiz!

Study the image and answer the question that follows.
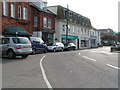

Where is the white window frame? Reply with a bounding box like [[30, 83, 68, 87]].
[[34, 16, 38, 27], [11, 4, 15, 18], [48, 19, 52, 28], [43, 17, 47, 28], [3, 1, 8, 16], [23, 7, 27, 20], [18, 6, 21, 19]]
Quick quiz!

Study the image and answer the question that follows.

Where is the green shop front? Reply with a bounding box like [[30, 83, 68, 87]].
[[61, 34, 79, 49]]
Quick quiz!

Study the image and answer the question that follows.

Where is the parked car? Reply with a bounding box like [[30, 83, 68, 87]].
[[47, 42, 64, 52], [111, 44, 120, 52], [0, 37, 32, 59], [29, 37, 47, 54], [64, 43, 76, 51]]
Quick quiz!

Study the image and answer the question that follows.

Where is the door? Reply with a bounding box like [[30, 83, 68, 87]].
[[77, 39, 79, 49], [55, 43, 60, 50]]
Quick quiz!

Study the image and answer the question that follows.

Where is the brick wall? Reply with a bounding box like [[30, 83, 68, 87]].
[[2, 2, 32, 34], [30, 5, 56, 33], [40, 12, 55, 30]]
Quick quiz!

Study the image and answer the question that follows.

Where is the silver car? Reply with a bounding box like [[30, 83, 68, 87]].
[[0, 37, 32, 59], [47, 42, 64, 52]]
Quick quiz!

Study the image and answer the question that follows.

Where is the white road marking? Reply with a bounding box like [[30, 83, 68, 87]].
[[82, 56, 97, 62], [91, 50, 117, 55], [107, 64, 120, 70], [40, 55, 53, 90]]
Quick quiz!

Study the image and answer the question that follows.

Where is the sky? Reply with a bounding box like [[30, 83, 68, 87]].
[[47, 0, 119, 32]]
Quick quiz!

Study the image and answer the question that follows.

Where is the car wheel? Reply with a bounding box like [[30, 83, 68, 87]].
[[73, 48, 76, 51], [68, 48, 71, 51], [61, 48, 63, 52], [53, 48, 56, 52], [32, 49, 36, 55], [7, 50, 16, 59], [44, 48, 48, 53], [21, 55, 28, 58]]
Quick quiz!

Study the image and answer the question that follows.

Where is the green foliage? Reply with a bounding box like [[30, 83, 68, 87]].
[[102, 34, 115, 41]]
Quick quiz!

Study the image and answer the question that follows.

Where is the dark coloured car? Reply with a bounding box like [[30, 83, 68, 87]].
[[64, 43, 76, 51], [111, 44, 120, 52], [29, 37, 47, 54]]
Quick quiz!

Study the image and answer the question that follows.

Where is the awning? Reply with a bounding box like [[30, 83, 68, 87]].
[[42, 28, 55, 33], [3, 26, 30, 36], [81, 37, 91, 40], [91, 36, 97, 39]]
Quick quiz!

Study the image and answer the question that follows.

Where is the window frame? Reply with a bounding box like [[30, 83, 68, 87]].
[[34, 16, 38, 28], [43, 17, 47, 28], [18, 6, 21, 19], [23, 7, 27, 20], [3, 1, 8, 16], [11, 4, 15, 18], [48, 18, 52, 28]]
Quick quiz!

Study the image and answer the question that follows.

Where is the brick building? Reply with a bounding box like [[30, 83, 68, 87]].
[[30, 2, 56, 44], [2, 1, 31, 37], [2, 1, 56, 44]]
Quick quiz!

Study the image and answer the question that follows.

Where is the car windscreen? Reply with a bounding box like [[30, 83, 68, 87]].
[[69, 43, 75, 46], [30, 37, 44, 43], [47, 43, 54, 46], [12, 38, 30, 44], [0, 38, 10, 44], [36, 38, 44, 43]]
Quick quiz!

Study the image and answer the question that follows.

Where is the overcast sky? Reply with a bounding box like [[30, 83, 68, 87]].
[[47, 0, 119, 32]]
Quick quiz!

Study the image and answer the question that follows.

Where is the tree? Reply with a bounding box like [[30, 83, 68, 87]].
[[102, 34, 115, 41], [101, 34, 116, 46]]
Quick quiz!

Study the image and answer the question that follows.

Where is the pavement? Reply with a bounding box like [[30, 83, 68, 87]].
[[2, 46, 119, 89]]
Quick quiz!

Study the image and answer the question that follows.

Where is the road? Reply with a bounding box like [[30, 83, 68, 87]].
[[2, 46, 119, 89]]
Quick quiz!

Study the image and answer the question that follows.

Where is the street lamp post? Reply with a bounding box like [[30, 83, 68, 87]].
[[66, 4, 69, 44]]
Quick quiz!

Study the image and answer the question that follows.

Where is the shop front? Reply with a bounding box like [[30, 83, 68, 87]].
[[81, 37, 90, 49], [91, 36, 98, 48], [61, 34, 79, 49], [42, 29, 55, 44]]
